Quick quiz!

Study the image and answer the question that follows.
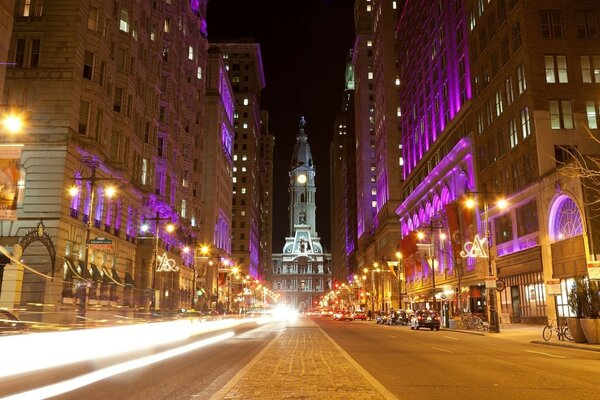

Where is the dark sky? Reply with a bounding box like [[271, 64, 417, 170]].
[[206, 0, 355, 253]]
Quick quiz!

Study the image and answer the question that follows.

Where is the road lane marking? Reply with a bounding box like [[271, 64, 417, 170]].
[[443, 336, 459, 340], [525, 350, 566, 359], [432, 346, 453, 353]]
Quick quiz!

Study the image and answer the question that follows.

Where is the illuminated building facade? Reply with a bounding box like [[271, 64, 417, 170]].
[[0, 0, 210, 322], [272, 118, 332, 310]]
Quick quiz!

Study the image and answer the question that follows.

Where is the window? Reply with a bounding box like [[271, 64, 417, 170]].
[[497, 129, 507, 157], [14, 39, 25, 68], [521, 107, 531, 139], [83, 50, 94, 80], [188, 46, 194, 60], [505, 76, 514, 106], [495, 89, 503, 116], [509, 118, 518, 148], [181, 199, 187, 218], [79, 100, 90, 135], [540, 10, 563, 38], [516, 64, 527, 95], [88, 7, 98, 31], [549, 100, 574, 129], [114, 87, 123, 112], [27, 38, 40, 67], [544, 55, 568, 83], [581, 55, 600, 83], [18, 0, 43, 17], [517, 201, 538, 236], [119, 10, 129, 33], [586, 100, 599, 129], [576, 11, 600, 39], [141, 158, 148, 185], [494, 213, 513, 244], [512, 22, 521, 49]]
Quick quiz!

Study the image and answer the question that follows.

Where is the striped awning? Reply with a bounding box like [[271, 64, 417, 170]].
[[90, 264, 103, 281], [124, 272, 135, 287], [64, 258, 82, 280], [78, 260, 92, 279], [111, 267, 123, 285]]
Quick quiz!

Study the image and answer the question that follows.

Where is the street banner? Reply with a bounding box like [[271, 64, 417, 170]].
[[445, 201, 462, 261], [587, 261, 600, 280], [546, 279, 561, 295], [0, 146, 22, 220], [400, 231, 421, 281]]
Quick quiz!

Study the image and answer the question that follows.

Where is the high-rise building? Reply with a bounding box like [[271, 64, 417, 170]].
[[330, 50, 357, 284], [259, 110, 275, 281], [0, 0, 15, 97], [211, 40, 268, 279], [272, 118, 332, 310], [0, 0, 210, 322]]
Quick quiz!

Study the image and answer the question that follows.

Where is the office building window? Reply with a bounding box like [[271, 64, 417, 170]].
[[495, 89, 503, 116], [509, 118, 518, 148], [521, 107, 531, 139], [83, 51, 94, 80], [119, 10, 129, 33], [581, 55, 600, 83], [575, 10, 599, 39], [544, 55, 568, 83], [516, 64, 527, 95], [505, 76, 514, 106], [549, 100, 574, 129], [79, 101, 90, 135], [540, 10, 563, 38], [586, 100, 599, 129]]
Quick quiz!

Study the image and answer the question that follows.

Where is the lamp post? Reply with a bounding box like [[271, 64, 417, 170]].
[[465, 191, 508, 334], [68, 162, 117, 323], [418, 220, 445, 313], [141, 211, 174, 312], [395, 251, 403, 310]]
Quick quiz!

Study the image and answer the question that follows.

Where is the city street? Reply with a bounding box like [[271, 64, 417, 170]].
[[1, 315, 600, 399]]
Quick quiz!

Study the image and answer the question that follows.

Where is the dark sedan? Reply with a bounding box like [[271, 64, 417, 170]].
[[409, 310, 441, 331]]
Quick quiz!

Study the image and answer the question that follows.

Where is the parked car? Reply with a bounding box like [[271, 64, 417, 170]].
[[320, 310, 334, 318], [395, 309, 412, 326], [0, 310, 28, 334], [333, 310, 354, 321], [353, 311, 368, 321], [375, 311, 387, 324], [410, 309, 441, 331]]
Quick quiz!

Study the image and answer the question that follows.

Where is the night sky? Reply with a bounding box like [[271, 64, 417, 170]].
[[206, 0, 355, 252]]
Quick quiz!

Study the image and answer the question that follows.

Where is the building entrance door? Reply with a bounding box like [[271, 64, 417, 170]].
[[511, 286, 521, 323]]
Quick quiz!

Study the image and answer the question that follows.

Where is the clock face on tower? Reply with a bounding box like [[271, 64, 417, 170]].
[[297, 174, 307, 184]]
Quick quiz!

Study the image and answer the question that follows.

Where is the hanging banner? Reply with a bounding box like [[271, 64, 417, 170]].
[[400, 231, 421, 281], [0, 146, 22, 220], [587, 261, 600, 280], [445, 202, 462, 261]]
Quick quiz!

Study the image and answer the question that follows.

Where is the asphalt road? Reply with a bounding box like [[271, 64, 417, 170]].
[[315, 317, 600, 400], [3, 317, 600, 400]]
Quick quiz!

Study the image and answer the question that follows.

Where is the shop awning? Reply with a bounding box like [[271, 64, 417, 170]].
[[124, 271, 135, 287], [64, 258, 82, 280], [78, 260, 92, 280], [90, 263, 103, 281], [111, 267, 123, 285]]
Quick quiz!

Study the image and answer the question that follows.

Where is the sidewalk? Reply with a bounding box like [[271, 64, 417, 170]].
[[447, 323, 600, 352], [209, 316, 397, 400]]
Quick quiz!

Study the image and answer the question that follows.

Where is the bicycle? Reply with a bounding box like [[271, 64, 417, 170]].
[[542, 320, 573, 342], [456, 314, 488, 331]]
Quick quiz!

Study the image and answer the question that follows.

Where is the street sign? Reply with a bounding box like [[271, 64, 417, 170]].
[[546, 279, 562, 295], [88, 236, 113, 249], [485, 278, 497, 288], [495, 279, 506, 292], [587, 261, 600, 280]]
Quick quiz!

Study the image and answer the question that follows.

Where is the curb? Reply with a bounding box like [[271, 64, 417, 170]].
[[530, 340, 600, 353], [440, 328, 486, 336]]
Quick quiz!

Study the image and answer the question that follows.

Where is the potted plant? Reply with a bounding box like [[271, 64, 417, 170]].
[[567, 275, 588, 343], [580, 279, 600, 344]]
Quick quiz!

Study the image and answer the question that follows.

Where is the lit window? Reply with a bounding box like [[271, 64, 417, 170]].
[[241, 188, 246, 194], [243, 123, 248, 129], [371, 201, 377, 208], [397, 106, 402, 117], [549, 100, 574, 129], [545, 55, 568, 83], [241, 211, 246, 216], [197, 66, 202, 79], [188, 46, 194, 60], [581, 55, 600, 83], [367, 40, 373, 47], [242, 167, 247, 172], [371, 189, 376, 195], [509, 119, 518, 148], [181, 199, 187, 218], [233, 155, 238, 161], [368, 72, 373, 80], [367, 5, 372, 12], [521, 107, 531, 139], [164, 18, 171, 33], [120, 10, 129, 32], [395, 78, 400, 85], [586, 100, 599, 129], [243, 98, 249, 105], [233, 177, 237, 183], [242, 155, 247, 161]]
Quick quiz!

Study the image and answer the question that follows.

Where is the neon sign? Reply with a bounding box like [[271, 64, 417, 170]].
[[460, 235, 488, 259]]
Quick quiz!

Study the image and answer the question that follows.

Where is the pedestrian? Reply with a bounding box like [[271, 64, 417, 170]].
[[367, 309, 372, 320]]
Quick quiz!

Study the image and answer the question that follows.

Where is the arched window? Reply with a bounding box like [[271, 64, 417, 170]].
[[549, 195, 583, 242]]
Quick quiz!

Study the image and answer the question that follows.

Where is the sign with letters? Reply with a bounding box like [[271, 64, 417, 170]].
[[460, 234, 488, 259]]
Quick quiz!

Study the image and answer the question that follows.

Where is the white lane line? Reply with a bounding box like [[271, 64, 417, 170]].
[[525, 350, 566, 359], [443, 336, 459, 340], [432, 346, 453, 353]]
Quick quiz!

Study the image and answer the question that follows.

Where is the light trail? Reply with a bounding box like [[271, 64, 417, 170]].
[[0, 332, 235, 400], [0, 317, 272, 379]]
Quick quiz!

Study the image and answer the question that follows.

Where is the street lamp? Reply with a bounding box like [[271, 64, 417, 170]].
[[140, 212, 175, 312], [464, 191, 508, 333], [68, 162, 117, 323], [395, 251, 403, 310]]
